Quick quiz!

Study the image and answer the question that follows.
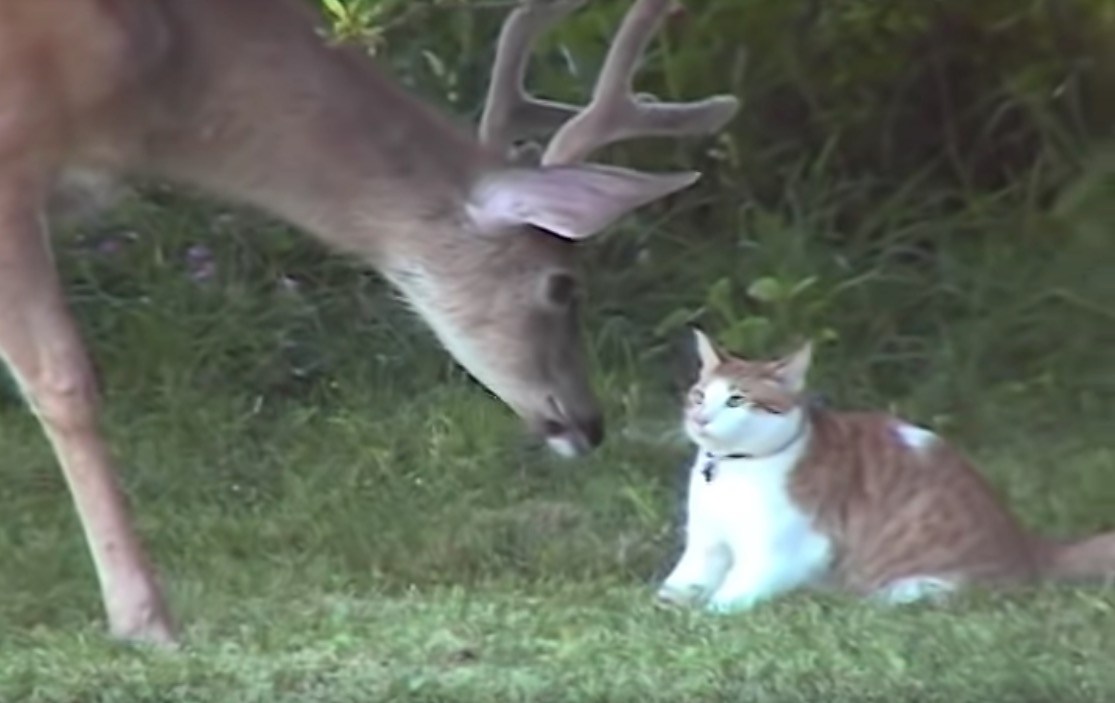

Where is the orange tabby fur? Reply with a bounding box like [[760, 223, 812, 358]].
[[687, 335, 1115, 600]]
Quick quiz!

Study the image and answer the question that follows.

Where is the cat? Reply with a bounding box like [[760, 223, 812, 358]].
[[657, 328, 1115, 613]]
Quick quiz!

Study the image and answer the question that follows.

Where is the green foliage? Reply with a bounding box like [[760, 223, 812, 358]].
[[0, 0, 1113, 698], [312, 0, 1115, 189], [301, 0, 1115, 419]]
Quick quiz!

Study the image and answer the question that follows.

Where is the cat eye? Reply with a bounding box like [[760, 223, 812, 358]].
[[689, 389, 705, 404], [726, 394, 748, 408]]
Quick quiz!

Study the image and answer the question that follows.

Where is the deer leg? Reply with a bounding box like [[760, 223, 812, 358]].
[[0, 172, 176, 645]]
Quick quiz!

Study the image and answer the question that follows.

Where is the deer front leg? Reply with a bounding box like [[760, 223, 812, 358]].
[[0, 172, 175, 645]]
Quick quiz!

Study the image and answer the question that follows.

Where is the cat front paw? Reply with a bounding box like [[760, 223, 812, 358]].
[[705, 596, 741, 614], [655, 582, 707, 608], [705, 591, 760, 614]]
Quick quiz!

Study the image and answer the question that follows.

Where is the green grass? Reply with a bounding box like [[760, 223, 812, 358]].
[[2, 377, 1114, 702], [3, 2, 1114, 698], [0, 183, 1113, 702]]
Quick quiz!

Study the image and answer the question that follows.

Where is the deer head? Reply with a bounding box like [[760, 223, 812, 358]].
[[384, 0, 738, 457]]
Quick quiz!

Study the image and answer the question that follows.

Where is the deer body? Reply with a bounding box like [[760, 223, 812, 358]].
[[0, 0, 737, 644], [12, 0, 484, 240]]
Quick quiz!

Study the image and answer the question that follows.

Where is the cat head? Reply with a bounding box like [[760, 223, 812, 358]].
[[683, 328, 813, 455]]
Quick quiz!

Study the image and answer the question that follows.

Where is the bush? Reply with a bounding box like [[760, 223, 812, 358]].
[[315, 0, 1115, 198]]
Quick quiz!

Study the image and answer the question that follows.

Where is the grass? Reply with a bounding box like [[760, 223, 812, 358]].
[[2, 3, 1113, 699], [0, 181, 1113, 702], [2, 382, 1115, 703], [2, 384, 1114, 702]]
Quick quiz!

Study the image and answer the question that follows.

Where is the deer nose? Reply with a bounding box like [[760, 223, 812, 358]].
[[542, 400, 605, 457], [542, 414, 604, 454], [579, 412, 605, 448]]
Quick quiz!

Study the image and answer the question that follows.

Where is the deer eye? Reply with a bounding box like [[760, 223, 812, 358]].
[[543, 272, 577, 308]]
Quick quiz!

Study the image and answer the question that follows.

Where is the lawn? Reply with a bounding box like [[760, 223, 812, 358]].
[[1, 186, 1114, 702], [4, 0, 1115, 699]]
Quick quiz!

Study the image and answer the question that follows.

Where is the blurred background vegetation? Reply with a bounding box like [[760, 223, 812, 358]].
[[309, 0, 1115, 434], [0, 0, 1102, 480]]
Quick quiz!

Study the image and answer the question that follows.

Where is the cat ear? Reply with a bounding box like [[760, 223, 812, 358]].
[[692, 327, 723, 373], [773, 341, 813, 393]]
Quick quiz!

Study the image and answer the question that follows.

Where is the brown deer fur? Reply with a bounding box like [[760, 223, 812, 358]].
[[0, 0, 738, 643]]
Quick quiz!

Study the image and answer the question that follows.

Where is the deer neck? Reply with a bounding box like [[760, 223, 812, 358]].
[[125, 0, 497, 264]]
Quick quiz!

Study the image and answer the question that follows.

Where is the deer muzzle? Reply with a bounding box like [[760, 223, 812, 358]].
[[539, 393, 604, 457]]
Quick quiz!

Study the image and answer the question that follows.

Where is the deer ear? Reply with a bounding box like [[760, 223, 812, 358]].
[[692, 327, 723, 374], [772, 341, 813, 393], [467, 165, 699, 240]]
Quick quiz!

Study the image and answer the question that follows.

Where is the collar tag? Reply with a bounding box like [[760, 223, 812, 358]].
[[699, 420, 809, 483], [701, 451, 751, 483], [701, 456, 716, 483]]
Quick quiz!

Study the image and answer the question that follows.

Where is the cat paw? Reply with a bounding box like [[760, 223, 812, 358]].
[[705, 590, 763, 614], [655, 583, 705, 608], [872, 575, 956, 605], [705, 595, 748, 614]]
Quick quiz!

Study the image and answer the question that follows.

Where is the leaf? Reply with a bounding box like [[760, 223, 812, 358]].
[[705, 277, 735, 321], [654, 307, 699, 337], [747, 276, 784, 304], [320, 0, 347, 21], [724, 316, 772, 349], [790, 276, 819, 298], [422, 50, 447, 80]]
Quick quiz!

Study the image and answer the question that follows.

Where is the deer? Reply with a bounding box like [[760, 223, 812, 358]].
[[0, 0, 738, 645]]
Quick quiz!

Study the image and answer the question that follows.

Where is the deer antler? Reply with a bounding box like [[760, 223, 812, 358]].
[[478, 0, 585, 156], [542, 0, 739, 165], [479, 0, 739, 166]]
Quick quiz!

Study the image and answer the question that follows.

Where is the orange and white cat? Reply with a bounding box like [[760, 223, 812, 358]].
[[658, 328, 1115, 613]]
